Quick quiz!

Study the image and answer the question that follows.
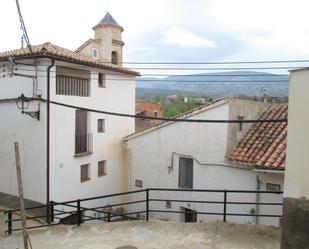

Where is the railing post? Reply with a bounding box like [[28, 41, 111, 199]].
[[7, 210, 12, 235], [146, 189, 149, 221], [223, 190, 227, 222], [107, 212, 111, 222], [50, 201, 54, 223], [77, 199, 81, 226]]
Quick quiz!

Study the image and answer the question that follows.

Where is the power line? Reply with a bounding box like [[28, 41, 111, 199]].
[[35, 98, 287, 124], [15, 0, 33, 53], [121, 59, 309, 65], [125, 66, 298, 70]]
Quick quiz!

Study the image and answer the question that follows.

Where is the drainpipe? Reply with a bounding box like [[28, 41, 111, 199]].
[[255, 173, 261, 225], [46, 58, 54, 213]]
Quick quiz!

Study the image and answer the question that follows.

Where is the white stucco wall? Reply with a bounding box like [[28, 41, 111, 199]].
[[125, 101, 263, 224], [0, 59, 135, 207], [125, 100, 283, 226], [0, 61, 51, 203], [284, 69, 309, 199], [49, 61, 135, 203]]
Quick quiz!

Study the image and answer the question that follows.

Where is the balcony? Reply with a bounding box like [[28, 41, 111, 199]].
[[74, 133, 93, 156]]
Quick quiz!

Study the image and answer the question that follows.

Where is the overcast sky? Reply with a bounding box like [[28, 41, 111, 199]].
[[2, 0, 309, 65]]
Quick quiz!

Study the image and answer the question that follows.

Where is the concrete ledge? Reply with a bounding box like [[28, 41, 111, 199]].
[[281, 197, 309, 249]]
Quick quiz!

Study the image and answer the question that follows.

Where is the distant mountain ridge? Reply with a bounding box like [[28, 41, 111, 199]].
[[136, 71, 289, 97]]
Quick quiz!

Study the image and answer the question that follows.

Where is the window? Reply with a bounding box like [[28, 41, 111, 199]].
[[238, 116, 244, 131], [97, 119, 105, 133], [111, 51, 117, 65], [98, 73, 105, 88], [92, 48, 98, 59], [178, 157, 193, 188], [266, 183, 281, 191], [56, 75, 90, 96], [98, 160, 106, 177], [81, 164, 90, 182]]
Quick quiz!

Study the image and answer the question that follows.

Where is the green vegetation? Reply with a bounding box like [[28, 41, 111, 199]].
[[137, 95, 211, 118]]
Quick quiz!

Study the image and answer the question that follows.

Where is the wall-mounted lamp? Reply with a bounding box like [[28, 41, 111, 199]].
[[16, 94, 40, 120]]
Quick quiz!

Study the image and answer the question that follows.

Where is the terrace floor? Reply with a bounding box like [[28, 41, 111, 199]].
[[0, 217, 281, 249]]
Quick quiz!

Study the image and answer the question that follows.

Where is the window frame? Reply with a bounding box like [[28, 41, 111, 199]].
[[97, 119, 105, 133], [92, 48, 99, 59], [178, 157, 193, 189], [98, 160, 106, 177], [80, 163, 90, 182], [98, 73, 106, 88], [266, 183, 281, 192]]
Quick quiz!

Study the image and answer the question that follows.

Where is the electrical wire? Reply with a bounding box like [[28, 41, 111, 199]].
[[121, 59, 309, 64], [36, 98, 286, 123], [15, 0, 33, 53]]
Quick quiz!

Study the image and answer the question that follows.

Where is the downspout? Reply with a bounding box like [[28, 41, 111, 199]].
[[46, 58, 55, 212], [255, 173, 261, 224]]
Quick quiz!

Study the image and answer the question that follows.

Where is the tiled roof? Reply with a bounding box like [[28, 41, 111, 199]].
[[0, 42, 138, 76], [228, 104, 288, 170]]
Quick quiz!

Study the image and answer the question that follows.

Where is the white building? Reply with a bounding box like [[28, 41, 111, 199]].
[[0, 13, 138, 207], [124, 98, 285, 225], [281, 68, 309, 249]]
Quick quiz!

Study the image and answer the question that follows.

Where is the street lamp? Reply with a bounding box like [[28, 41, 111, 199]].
[[16, 94, 40, 120]]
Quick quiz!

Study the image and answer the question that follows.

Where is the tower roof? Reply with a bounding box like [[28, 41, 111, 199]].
[[93, 12, 123, 31]]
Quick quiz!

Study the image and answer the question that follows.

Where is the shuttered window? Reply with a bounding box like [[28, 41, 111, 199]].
[[81, 164, 90, 182], [56, 75, 90, 96], [98, 73, 105, 88], [98, 160, 106, 177], [97, 119, 105, 133], [178, 157, 193, 189]]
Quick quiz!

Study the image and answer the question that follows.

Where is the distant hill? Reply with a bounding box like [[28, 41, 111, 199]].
[[136, 71, 289, 98]]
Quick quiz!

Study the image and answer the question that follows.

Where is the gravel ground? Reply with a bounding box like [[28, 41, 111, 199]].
[[0, 217, 281, 249]]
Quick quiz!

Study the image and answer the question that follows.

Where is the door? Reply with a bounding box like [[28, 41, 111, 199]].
[[75, 110, 88, 154]]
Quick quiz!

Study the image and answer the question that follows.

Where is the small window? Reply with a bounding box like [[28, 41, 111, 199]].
[[98, 73, 105, 88], [266, 183, 281, 191], [98, 119, 105, 133], [81, 164, 90, 182], [92, 48, 98, 59], [238, 116, 244, 131], [98, 160, 106, 177], [111, 51, 117, 65], [178, 157, 193, 188]]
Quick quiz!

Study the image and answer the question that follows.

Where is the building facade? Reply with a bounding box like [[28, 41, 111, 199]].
[[0, 13, 138, 207], [124, 98, 284, 225], [281, 68, 309, 249]]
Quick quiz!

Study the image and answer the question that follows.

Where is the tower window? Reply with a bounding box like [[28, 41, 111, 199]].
[[111, 51, 117, 65], [92, 48, 99, 59]]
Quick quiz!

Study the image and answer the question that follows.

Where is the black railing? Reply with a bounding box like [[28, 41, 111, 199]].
[[75, 133, 92, 155], [4, 188, 283, 235]]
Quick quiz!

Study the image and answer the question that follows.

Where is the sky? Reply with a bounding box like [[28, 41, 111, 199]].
[[1, 0, 309, 68]]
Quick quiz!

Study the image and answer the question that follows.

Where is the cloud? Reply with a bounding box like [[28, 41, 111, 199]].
[[164, 27, 216, 48]]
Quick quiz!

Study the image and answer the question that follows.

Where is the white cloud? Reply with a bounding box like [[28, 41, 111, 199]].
[[164, 27, 216, 48]]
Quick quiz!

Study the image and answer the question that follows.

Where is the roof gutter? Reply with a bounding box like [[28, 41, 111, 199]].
[[253, 169, 285, 174]]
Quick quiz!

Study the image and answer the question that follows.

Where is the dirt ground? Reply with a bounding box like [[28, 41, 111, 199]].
[[0, 212, 281, 249]]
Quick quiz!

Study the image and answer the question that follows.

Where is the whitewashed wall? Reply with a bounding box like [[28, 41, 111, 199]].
[[49, 61, 135, 204], [125, 100, 282, 226], [285, 69, 309, 199], [0, 59, 135, 208], [126, 101, 259, 224], [0, 61, 50, 203]]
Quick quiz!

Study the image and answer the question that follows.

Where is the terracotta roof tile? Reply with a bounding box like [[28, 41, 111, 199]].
[[229, 104, 288, 170], [0, 42, 139, 76]]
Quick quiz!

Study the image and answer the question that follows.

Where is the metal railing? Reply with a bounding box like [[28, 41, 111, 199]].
[[4, 188, 283, 234]]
